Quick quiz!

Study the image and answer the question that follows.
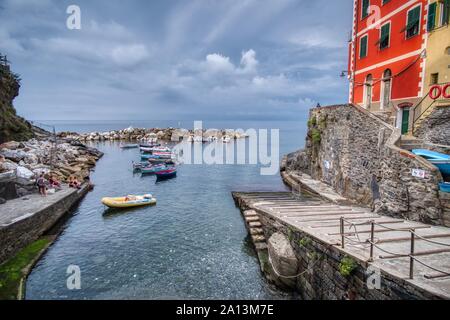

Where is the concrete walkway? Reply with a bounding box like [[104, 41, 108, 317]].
[[281, 171, 350, 204], [0, 186, 79, 227], [233, 191, 450, 299]]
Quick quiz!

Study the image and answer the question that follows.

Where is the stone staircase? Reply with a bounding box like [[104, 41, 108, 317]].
[[413, 105, 436, 134], [399, 136, 425, 151], [243, 210, 267, 251]]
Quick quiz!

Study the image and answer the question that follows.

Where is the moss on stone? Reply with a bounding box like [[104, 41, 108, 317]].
[[0, 238, 51, 300], [311, 129, 321, 145], [339, 256, 357, 277]]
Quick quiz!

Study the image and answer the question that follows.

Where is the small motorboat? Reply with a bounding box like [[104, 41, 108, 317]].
[[120, 144, 139, 149], [101, 194, 156, 208], [141, 164, 166, 175], [140, 143, 160, 148], [155, 168, 177, 180], [141, 154, 162, 160], [140, 146, 171, 153], [440, 182, 450, 193], [412, 149, 450, 178]]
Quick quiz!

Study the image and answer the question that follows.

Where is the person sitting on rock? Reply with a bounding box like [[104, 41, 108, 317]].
[[69, 176, 81, 189], [36, 173, 47, 197], [49, 175, 61, 190]]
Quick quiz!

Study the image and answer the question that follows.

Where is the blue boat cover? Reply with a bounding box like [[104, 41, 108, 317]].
[[412, 149, 450, 161]]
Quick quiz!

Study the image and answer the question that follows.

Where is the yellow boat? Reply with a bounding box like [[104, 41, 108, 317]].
[[101, 194, 156, 208]]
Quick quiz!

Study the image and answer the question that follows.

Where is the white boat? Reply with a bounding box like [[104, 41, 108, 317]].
[[222, 135, 231, 143]]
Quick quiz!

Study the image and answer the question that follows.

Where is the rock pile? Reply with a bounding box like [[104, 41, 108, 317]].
[[59, 127, 248, 143], [0, 139, 103, 199]]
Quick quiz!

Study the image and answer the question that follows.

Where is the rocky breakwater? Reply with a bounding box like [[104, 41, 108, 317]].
[[59, 126, 248, 143], [0, 139, 103, 203]]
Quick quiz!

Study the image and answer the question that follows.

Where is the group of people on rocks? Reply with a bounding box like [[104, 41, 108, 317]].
[[36, 173, 82, 196]]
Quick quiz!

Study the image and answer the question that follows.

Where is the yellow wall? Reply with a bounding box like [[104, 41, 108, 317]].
[[423, 1, 450, 107]]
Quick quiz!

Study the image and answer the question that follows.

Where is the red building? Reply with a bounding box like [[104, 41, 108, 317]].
[[348, 0, 428, 132]]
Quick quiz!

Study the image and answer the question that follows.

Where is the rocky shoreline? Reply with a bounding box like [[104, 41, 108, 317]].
[[59, 126, 248, 142], [0, 138, 103, 203]]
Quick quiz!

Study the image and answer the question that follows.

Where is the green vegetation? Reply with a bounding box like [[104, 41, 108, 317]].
[[0, 238, 51, 300], [307, 116, 317, 128], [298, 237, 312, 248], [287, 228, 295, 242], [311, 129, 321, 145], [0, 61, 34, 144], [339, 256, 357, 277]]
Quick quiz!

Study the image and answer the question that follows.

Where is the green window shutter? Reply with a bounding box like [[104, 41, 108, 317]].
[[444, 0, 450, 25], [406, 6, 420, 37], [380, 24, 390, 48], [362, 0, 370, 19], [360, 36, 368, 58], [428, 3, 437, 31]]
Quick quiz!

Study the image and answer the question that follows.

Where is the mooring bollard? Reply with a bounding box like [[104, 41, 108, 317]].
[[369, 221, 375, 262], [410, 229, 415, 280], [340, 217, 345, 249]]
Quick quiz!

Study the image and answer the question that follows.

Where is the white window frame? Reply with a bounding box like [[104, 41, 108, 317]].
[[405, 4, 422, 40], [380, 70, 393, 110], [379, 21, 392, 50], [361, 0, 370, 20], [359, 34, 369, 58]]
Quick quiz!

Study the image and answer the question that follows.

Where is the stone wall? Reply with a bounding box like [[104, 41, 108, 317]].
[[285, 104, 445, 225], [0, 185, 88, 264], [415, 105, 450, 145], [441, 192, 450, 228], [257, 209, 443, 300]]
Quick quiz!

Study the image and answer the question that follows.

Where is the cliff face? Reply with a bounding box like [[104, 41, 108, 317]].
[[0, 64, 34, 144]]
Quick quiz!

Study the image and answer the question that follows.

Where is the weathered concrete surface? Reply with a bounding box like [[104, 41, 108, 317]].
[[233, 192, 450, 300], [267, 232, 299, 290], [281, 171, 350, 205], [0, 184, 89, 264]]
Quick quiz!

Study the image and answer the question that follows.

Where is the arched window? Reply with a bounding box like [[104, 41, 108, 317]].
[[381, 69, 392, 109], [364, 74, 373, 109]]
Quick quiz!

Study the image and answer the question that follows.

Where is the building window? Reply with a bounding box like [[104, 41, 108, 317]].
[[379, 23, 390, 50], [406, 6, 421, 38], [443, 0, 450, 26], [446, 47, 450, 55], [428, 2, 437, 31], [360, 35, 368, 58], [382, 0, 390, 5], [430, 73, 439, 85], [362, 0, 370, 19], [364, 74, 373, 109], [381, 69, 392, 109]]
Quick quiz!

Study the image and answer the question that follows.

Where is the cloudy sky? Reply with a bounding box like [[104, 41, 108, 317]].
[[0, 0, 352, 121]]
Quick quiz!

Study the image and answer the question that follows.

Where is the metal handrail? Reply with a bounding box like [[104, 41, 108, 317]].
[[340, 217, 450, 279]]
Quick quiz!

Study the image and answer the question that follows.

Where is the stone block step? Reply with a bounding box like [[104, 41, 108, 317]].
[[249, 221, 262, 228], [255, 242, 268, 251], [245, 216, 260, 223], [250, 228, 264, 235], [252, 234, 266, 243], [243, 210, 258, 217]]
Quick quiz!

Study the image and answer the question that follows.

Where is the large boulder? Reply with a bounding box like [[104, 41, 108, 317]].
[[267, 232, 299, 290], [0, 148, 28, 162], [0, 141, 21, 150], [16, 166, 34, 180]]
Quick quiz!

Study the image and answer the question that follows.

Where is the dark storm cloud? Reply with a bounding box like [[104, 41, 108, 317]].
[[0, 0, 352, 120]]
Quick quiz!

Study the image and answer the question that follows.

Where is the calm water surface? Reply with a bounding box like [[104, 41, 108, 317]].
[[26, 120, 307, 299]]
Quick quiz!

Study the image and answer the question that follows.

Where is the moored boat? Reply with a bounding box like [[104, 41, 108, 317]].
[[101, 194, 156, 208], [120, 144, 139, 149], [155, 168, 177, 180], [440, 182, 450, 193], [141, 164, 166, 175], [412, 149, 450, 177]]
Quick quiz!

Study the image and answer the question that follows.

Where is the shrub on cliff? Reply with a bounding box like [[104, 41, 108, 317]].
[[0, 61, 34, 144]]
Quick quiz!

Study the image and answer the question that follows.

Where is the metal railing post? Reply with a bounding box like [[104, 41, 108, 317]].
[[340, 217, 345, 249], [410, 229, 415, 280], [369, 221, 375, 262]]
